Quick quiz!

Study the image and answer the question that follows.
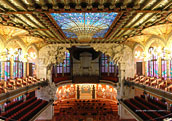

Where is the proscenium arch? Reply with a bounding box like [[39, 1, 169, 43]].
[[5, 36, 27, 53], [145, 35, 165, 54], [55, 82, 118, 102]]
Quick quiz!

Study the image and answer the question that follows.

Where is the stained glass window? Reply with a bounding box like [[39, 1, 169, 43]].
[[51, 12, 118, 38], [56, 52, 70, 74], [13, 49, 23, 78], [101, 54, 117, 74], [5, 61, 10, 80], [0, 62, 2, 80], [170, 60, 172, 79], [147, 47, 158, 78], [161, 60, 167, 79]]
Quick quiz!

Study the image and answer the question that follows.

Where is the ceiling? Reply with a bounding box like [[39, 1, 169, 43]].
[[0, 0, 172, 47]]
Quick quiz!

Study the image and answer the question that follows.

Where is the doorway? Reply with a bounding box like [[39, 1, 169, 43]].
[[136, 62, 142, 75]]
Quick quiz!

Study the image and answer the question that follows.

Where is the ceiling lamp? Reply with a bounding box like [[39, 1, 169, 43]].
[[51, 13, 118, 43], [70, 25, 100, 42]]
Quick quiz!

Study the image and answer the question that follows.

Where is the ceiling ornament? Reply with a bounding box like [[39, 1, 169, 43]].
[[20, 36, 44, 46], [51, 12, 118, 43], [39, 44, 70, 66], [91, 43, 125, 64], [0, 25, 29, 40], [142, 23, 172, 36], [127, 35, 151, 46]]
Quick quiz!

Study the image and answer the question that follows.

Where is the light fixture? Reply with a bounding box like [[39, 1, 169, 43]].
[[28, 52, 37, 60], [0, 48, 37, 62], [134, 51, 145, 59]]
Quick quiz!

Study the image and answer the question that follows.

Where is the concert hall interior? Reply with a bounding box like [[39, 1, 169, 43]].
[[0, 0, 172, 121]]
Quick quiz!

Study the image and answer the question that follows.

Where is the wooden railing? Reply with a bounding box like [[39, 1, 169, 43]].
[[0, 80, 48, 104], [125, 80, 172, 102]]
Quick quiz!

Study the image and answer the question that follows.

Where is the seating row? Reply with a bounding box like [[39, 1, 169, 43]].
[[0, 96, 48, 121], [127, 75, 172, 93], [0, 76, 43, 94], [54, 99, 118, 115], [123, 95, 172, 121]]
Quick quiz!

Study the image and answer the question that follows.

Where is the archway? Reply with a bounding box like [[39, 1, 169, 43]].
[[133, 44, 145, 75], [27, 46, 38, 77]]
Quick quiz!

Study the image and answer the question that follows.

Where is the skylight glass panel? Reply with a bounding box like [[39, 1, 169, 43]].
[[51, 12, 118, 38]]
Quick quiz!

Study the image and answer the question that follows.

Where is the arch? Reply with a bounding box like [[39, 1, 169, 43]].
[[145, 35, 165, 53], [0, 35, 5, 50], [26, 44, 39, 56], [5, 36, 27, 53], [133, 43, 145, 55], [166, 31, 172, 48], [133, 43, 145, 52]]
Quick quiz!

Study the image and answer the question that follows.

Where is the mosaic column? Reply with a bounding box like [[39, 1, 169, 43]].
[[166, 60, 170, 78], [1, 61, 5, 80], [10, 57, 13, 79], [119, 62, 125, 99], [23, 62, 27, 78], [158, 57, 161, 78], [145, 61, 148, 76]]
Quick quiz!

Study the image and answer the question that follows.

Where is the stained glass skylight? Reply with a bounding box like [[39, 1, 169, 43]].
[[51, 12, 118, 39]]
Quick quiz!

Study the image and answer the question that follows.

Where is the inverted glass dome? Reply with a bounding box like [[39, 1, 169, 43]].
[[51, 12, 118, 39]]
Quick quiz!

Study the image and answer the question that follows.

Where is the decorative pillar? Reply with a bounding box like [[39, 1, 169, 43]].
[[46, 66, 52, 82], [1, 61, 5, 80], [10, 57, 14, 79], [166, 60, 170, 78], [142, 61, 145, 76], [54, 65, 57, 78], [23, 62, 27, 78], [158, 57, 162, 78], [118, 62, 134, 120], [145, 61, 148, 76], [119, 62, 126, 98]]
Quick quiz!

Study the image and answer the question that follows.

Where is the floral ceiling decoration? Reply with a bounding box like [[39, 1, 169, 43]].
[[20, 36, 44, 46], [127, 35, 151, 46], [0, 25, 47, 51], [0, 25, 29, 40], [51, 12, 118, 42], [91, 43, 125, 64]]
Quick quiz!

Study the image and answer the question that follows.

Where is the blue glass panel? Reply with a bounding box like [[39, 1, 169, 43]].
[[51, 12, 118, 38]]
